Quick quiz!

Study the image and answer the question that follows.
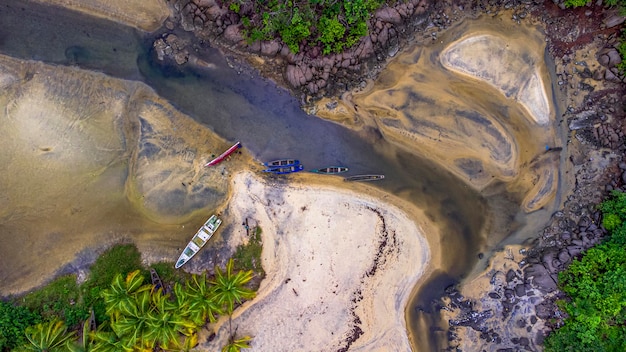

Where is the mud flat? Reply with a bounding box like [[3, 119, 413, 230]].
[[34, 0, 170, 32]]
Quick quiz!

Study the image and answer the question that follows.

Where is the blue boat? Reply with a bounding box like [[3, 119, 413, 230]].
[[263, 164, 304, 174], [263, 159, 300, 167]]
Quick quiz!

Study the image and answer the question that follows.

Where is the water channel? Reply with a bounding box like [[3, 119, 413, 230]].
[[0, 0, 566, 350]]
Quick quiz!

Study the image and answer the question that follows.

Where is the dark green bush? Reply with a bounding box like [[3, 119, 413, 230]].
[[234, 0, 384, 54], [0, 301, 40, 351], [544, 190, 626, 351]]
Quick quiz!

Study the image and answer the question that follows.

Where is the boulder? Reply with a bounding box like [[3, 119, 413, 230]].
[[524, 264, 557, 292], [223, 25, 244, 44], [375, 7, 403, 24]]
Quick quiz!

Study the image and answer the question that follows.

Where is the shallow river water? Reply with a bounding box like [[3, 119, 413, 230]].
[[0, 1, 566, 350]]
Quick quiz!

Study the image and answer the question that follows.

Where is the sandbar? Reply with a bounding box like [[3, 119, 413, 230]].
[[200, 171, 433, 351]]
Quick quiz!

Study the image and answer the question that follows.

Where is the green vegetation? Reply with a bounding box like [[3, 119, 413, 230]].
[[233, 0, 383, 54], [20, 319, 76, 352], [80, 244, 145, 325], [544, 190, 626, 351], [564, 0, 626, 74], [5, 243, 260, 352], [233, 226, 265, 279], [20, 275, 88, 328], [0, 302, 40, 351]]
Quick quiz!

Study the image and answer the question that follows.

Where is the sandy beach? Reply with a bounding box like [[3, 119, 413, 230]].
[[200, 171, 434, 351]]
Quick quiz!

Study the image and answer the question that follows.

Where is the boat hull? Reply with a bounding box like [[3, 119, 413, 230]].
[[263, 159, 300, 167], [344, 174, 385, 182], [263, 164, 304, 174], [205, 142, 241, 167], [175, 215, 222, 268], [311, 166, 349, 174]]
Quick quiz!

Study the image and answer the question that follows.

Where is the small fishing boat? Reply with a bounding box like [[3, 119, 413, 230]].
[[344, 174, 385, 182], [175, 215, 222, 269], [205, 142, 241, 167], [150, 268, 164, 292], [310, 166, 349, 174], [263, 159, 300, 167], [263, 164, 304, 174]]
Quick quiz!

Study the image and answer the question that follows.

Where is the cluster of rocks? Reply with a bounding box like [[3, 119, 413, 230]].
[[441, 85, 625, 350], [440, 6, 626, 348], [154, 0, 626, 102]]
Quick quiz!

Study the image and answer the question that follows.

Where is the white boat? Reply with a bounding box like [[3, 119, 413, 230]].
[[175, 215, 222, 269]]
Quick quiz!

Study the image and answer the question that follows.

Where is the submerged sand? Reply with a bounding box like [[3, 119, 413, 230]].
[[201, 171, 433, 351], [34, 0, 170, 32]]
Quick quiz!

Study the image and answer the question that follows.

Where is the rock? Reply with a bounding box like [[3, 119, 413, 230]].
[[375, 7, 403, 24], [605, 68, 619, 82], [567, 244, 584, 257], [607, 49, 622, 67], [558, 250, 571, 264], [285, 65, 306, 88], [603, 15, 625, 28], [515, 283, 527, 297], [261, 41, 282, 57], [534, 301, 555, 320], [223, 25, 244, 44], [598, 54, 610, 67], [505, 269, 518, 282], [524, 264, 557, 292], [488, 292, 501, 299], [593, 68, 605, 81]]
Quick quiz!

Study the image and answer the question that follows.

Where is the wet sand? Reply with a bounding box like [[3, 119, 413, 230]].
[[33, 0, 170, 32], [0, 53, 250, 295]]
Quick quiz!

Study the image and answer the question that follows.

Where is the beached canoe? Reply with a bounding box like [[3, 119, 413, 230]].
[[344, 174, 385, 182], [175, 215, 222, 269], [263, 164, 304, 174], [205, 142, 241, 167], [263, 159, 300, 167], [310, 166, 349, 174]]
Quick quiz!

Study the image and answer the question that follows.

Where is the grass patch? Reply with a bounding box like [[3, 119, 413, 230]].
[[80, 244, 145, 324], [19, 275, 88, 328], [233, 226, 265, 281]]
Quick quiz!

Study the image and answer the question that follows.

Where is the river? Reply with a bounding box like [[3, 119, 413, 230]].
[[0, 0, 565, 350]]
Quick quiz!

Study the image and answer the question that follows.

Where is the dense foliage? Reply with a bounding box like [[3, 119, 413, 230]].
[[229, 0, 383, 54], [544, 190, 626, 351], [3, 243, 261, 352], [0, 302, 40, 351]]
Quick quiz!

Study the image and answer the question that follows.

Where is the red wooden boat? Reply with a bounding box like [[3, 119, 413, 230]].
[[205, 142, 241, 167]]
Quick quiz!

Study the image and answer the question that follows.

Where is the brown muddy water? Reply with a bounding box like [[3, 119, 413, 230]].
[[0, 1, 566, 350]]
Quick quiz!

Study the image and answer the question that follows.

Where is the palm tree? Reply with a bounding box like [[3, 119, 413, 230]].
[[185, 274, 223, 326], [20, 318, 76, 352], [110, 290, 152, 349], [101, 270, 151, 317], [210, 259, 256, 315], [88, 327, 135, 352], [145, 292, 197, 350], [221, 335, 252, 352]]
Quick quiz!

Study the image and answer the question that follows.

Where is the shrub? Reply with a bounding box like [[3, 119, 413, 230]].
[[544, 191, 626, 351], [0, 301, 41, 351]]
